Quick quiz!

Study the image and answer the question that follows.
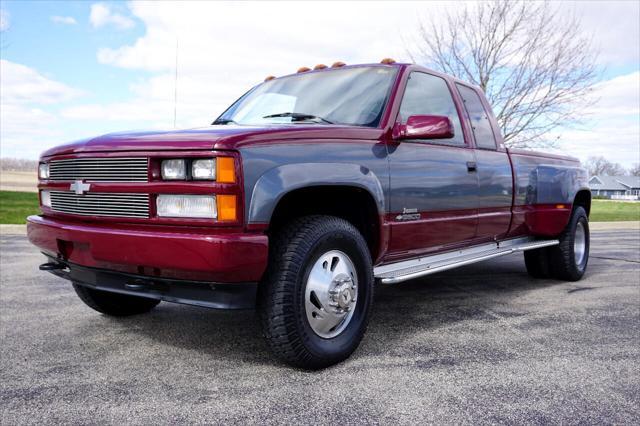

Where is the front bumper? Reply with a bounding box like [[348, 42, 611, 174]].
[[27, 215, 268, 283]]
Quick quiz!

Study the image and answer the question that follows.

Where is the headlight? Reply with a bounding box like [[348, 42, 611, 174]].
[[40, 190, 51, 208], [192, 159, 216, 180], [157, 194, 217, 218], [38, 163, 49, 179], [161, 159, 186, 180]]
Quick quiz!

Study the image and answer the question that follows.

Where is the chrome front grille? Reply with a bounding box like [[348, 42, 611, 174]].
[[49, 191, 149, 218], [49, 157, 148, 182]]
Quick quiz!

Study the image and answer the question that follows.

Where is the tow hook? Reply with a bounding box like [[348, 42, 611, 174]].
[[39, 262, 68, 271], [124, 279, 150, 291]]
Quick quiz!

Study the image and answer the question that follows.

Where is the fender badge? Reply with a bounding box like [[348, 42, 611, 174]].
[[396, 207, 420, 222]]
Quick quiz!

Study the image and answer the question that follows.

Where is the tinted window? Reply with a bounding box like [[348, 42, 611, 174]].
[[398, 72, 464, 145], [456, 84, 497, 150]]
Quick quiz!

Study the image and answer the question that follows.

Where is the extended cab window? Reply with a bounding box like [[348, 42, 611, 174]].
[[456, 84, 498, 150], [398, 72, 464, 145]]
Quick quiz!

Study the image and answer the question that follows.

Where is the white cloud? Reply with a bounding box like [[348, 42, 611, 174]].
[[90, 1, 427, 128], [0, 103, 64, 159], [0, 60, 84, 104], [0, 60, 86, 158], [559, 1, 640, 67], [81, 1, 640, 167], [51, 15, 78, 25], [0, 8, 9, 31], [585, 73, 640, 116], [553, 71, 640, 167], [90, 3, 134, 30], [2, 1, 638, 162], [97, 1, 420, 73], [60, 100, 173, 123]]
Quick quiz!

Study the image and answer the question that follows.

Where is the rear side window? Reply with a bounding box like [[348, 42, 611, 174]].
[[399, 72, 464, 145], [456, 84, 497, 150]]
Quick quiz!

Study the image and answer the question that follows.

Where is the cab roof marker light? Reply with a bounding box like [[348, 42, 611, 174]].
[[297, 66, 311, 73], [264, 75, 276, 82], [331, 61, 346, 68], [380, 58, 396, 64], [313, 64, 327, 70]]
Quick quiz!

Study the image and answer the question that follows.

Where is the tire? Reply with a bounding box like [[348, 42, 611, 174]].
[[524, 247, 551, 278], [548, 206, 590, 281], [73, 283, 161, 316], [258, 215, 374, 369]]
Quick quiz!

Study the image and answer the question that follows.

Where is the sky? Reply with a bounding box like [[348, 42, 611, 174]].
[[0, 1, 638, 167]]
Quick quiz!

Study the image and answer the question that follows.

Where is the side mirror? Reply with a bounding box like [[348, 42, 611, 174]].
[[393, 115, 454, 140]]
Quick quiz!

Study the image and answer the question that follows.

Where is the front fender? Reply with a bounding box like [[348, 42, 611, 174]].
[[247, 163, 385, 224]]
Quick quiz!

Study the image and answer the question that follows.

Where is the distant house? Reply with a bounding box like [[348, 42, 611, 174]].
[[588, 176, 640, 200]]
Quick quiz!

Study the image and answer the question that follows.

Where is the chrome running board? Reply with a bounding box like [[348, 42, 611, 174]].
[[374, 237, 559, 284]]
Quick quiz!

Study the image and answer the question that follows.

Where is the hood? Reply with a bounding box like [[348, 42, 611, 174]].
[[41, 124, 383, 158]]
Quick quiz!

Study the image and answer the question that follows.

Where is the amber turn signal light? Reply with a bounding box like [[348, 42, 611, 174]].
[[217, 195, 237, 221], [216, 157, 236, 183]]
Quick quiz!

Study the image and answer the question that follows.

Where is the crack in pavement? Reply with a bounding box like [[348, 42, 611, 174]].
[[591, 256, 640, 264]]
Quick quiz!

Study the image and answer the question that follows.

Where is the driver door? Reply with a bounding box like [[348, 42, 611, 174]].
[[386, 72, 479, 261]]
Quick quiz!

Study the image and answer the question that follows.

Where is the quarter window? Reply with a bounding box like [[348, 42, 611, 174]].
[[456, 84, 498, 150], [398, 72, 464, 145]]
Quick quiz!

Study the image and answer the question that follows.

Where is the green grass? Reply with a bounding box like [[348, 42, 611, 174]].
[[590, 200, 640, 222], [0, 191, 40, 224], [0, 190, 638, 224]]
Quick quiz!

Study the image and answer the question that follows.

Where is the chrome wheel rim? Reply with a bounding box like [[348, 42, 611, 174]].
[[574, 222, 586, 266], [305, 250, 358, 338]]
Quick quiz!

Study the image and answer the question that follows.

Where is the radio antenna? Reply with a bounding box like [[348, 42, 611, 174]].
[[173, 38, 178, 128]]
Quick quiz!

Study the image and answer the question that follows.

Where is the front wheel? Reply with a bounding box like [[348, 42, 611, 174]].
[[258, 215, 374, 369], [548, 206, 590, 281]]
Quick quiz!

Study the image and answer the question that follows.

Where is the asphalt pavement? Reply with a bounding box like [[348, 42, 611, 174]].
[[1, 228, 639, 424]]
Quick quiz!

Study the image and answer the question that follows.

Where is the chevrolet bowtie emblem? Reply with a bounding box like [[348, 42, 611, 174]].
[[70, 180, 91, 195]]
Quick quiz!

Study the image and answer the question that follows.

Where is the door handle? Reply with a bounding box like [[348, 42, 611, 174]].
[[466, 161, 477, 173]]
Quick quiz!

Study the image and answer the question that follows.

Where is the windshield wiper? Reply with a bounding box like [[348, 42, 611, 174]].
[[262, 112, 333, 124], [212, 118, 237, 125]]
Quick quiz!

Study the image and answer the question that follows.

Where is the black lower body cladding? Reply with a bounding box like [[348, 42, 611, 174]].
[[39, 256, 258, 310]]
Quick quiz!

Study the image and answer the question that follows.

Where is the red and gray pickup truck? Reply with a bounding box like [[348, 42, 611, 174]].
[[28, 60, 590, 369]]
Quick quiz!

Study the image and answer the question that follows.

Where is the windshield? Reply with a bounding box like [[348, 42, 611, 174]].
[[216, 66, 398, 127]]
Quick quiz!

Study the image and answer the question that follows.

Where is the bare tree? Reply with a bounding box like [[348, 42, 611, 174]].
[[409, 0, 599, 148], [0, 158, 38, 172], [584, 156, 626, 177], [630, 163, 640, 177]]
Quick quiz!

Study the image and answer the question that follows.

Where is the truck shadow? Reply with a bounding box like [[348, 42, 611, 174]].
[[112, 256, 564, 367]]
